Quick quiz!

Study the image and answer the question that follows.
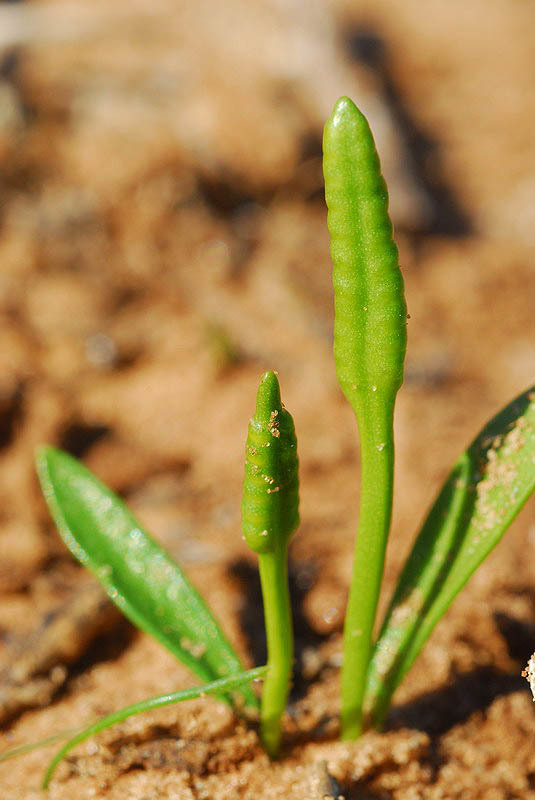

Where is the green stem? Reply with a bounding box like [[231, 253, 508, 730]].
[[341, 394, 395, 739], [258, 542, 293, 757]]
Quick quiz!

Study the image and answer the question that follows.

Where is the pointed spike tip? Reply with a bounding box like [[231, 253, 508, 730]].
[[255, 371, 282, 424], [328, 96, 368, 132]]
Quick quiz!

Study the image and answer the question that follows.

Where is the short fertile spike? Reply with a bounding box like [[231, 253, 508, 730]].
[[242, 371, 299, 757], [242, 371, 299, 555]]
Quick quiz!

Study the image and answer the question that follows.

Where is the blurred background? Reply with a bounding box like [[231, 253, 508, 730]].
[[0, 0, 534, 795]]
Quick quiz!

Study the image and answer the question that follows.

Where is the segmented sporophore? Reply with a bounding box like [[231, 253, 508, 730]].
[[242, 371, 299, 555], [323, 96, 406, 409]]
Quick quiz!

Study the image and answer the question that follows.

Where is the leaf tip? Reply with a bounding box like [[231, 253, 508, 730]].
[[35, 444, 54, 485], [35, 444, 72, 485]]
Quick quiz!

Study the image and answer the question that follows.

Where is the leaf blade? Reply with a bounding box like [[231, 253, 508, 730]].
[[364, 387, 535, 725], [42, 665, 267, 789], [36, 446, 258, 709]]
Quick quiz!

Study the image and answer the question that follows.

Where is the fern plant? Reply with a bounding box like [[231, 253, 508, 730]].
[[2, 97, 533, 788]]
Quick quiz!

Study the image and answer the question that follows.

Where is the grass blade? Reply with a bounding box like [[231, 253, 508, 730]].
[[0, 727, 89, 763], [36, 446, 258, 710], [42, 666, 267, 788], [364, 387, 535, 726]]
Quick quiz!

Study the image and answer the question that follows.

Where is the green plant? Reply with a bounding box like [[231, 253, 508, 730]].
[[3, 96, 534, 787], [324, 100, 534, 736], [241, 370, 299, 757], [323, 96, 407, 739]]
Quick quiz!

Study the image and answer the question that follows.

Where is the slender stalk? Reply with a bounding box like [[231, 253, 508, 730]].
[[341, 395, 395, 738], [258, 543, 293, 757]]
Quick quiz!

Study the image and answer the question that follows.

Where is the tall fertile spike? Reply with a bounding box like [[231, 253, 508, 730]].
[[323, 97, 407, 738]]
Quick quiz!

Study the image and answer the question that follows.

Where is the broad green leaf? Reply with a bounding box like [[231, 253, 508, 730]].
[[364, 387, 535, 726], [41, 665, 267, 788], [36, 446, 258, 710]]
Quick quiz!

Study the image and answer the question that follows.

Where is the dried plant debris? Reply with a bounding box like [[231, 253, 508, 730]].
[[522, 652, 535, 701], [306, 760, 344, 800], [0, 581, 122, 724]]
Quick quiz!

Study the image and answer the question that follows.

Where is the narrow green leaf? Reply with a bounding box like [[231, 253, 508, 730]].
[[0, 727, 88, 764], [364, 387, 535, 726], [36, 446, 258, 710], [42, 665, 267, 789]]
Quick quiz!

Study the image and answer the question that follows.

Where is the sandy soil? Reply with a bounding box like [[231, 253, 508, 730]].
[[0, 1, 534, 798]]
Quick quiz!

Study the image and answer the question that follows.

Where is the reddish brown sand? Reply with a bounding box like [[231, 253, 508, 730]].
[[0, 1, 534, 798]]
